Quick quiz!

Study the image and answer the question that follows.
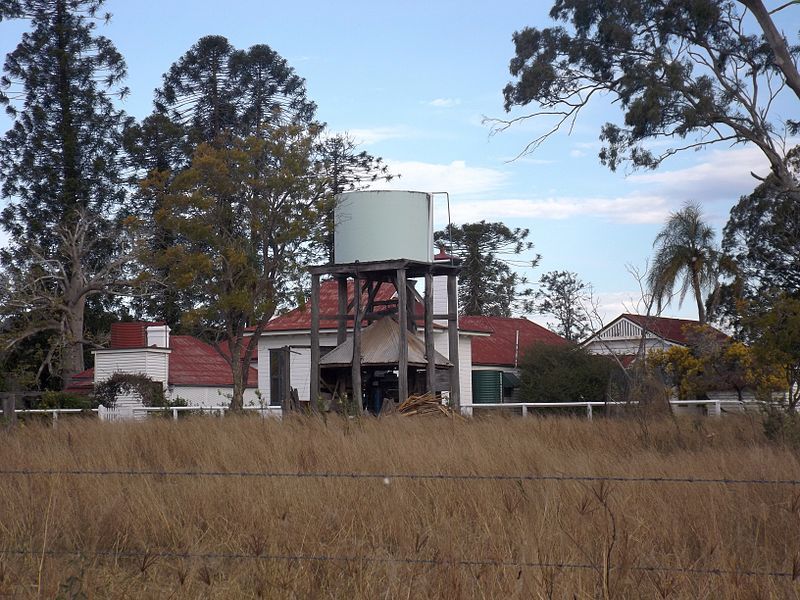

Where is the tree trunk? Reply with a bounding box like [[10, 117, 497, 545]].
[[61, 295, 86, 389], [230, 352, 245, 411], [691, 268, 706, 324]]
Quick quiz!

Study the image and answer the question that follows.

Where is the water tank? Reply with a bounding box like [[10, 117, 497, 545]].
[[472, 370, 503, 404], [334, 190, 433, 264]]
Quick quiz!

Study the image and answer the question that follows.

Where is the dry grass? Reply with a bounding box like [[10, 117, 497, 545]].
[[1, 412, 799, 599]]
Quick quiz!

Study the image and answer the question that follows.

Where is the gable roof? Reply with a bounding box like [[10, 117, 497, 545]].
[[459, 315, 567, 367], [582, 313, 728, 347], [263, 279, 400, 332], [319, 316, 451, 368], [64, 334, 258, 394]]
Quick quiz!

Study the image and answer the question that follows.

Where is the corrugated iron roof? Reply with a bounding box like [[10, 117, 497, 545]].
[[65, 335, 257, 393], [459, 315, 567, 367], [618, 314, 727, 346], [262, 279, 399, 332], [320, 316, 451, 368]]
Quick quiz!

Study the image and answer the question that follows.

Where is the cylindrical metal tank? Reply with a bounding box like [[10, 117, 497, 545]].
[[472, 370, 503, 404], [334, 190, 433, 264]]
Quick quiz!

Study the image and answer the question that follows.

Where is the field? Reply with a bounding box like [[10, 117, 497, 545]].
[[1, 413, 799, 599]]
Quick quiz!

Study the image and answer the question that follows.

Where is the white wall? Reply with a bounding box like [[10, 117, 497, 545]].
[[169, 386, 261, 407], [93, 349, 170, 385], [433, 331, 473, 406]]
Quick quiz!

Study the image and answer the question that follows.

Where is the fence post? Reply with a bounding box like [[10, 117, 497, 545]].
[[2, 387, 17, 428], [53, 410, 59, 425], [713, 400, 722, 418], [586, 404, 593, 420], [522, 405, 528, 418], [172, 408, 179, 421]]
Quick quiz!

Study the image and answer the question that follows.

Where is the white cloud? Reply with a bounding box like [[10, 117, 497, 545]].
[[569, 149, 586, 158], [627, 145, 769, 204], [344, 126, 415, 146], [374, 159, 508, 196], [427, 98, 461, 108], [448, 194, 671, 225]]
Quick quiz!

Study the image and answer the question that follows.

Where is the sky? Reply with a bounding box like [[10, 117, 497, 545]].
[[1, 1, 797, 328]]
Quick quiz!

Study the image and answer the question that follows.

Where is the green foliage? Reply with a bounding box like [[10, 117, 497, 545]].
[[434, 221, 540, 317], [94, 373, 167, 408], [149, 127, 327, 410], [535, 270, 592, 341], [648, 324, 783, 401], [648, 203, 720, 323], [718, 156, 800, 330], [518, 342, 616, 403], [38, 391, 94, 410], [749, 295, 800, 411], [500, 0, 800, 190]]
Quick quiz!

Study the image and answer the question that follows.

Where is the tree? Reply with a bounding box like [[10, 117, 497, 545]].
[[124, 36, 328, 326], [434, 221, 540, 317], [149, 126, 326, 410], [647, 202, 719, 323], [535, 270, 592, 341], [717, 163, 800, 328], [749, 295, 800, 411], [499, 1, 800, 192], [0, 0, 131, 387], [648, 324, 783, 401], [154, 35, 316, 146], [518, 342, 616, 403]]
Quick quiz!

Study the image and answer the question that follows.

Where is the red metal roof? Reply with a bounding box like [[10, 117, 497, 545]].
[[64, 335, 257, 393], [168, 335, 258, 387], [263, 279, 400, 332], [459, 315, 567, 367], [619, 314, 726, 346]]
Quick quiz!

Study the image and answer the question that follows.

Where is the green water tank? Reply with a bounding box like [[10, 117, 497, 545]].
[[472, 370, 503, 404]]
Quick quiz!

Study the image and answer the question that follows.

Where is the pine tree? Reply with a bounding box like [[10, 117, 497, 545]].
[[0, 0, 131, 387], [434, 221, 540, 317]]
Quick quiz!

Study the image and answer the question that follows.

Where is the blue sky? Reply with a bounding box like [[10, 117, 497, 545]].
[[1, 1, 797, 326]]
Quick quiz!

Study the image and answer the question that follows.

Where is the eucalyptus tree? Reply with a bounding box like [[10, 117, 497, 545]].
[[499, 0, 800, 193], [149, 126, 327, 410], [648, 203, 719, 324], [0, 0, 132, 386]]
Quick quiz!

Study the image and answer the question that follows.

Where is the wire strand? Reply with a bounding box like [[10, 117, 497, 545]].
[[0, 468, 797, 486], [0, 548, 793, 579]]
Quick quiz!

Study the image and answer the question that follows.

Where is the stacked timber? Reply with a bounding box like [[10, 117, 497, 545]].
[[397, 393, 460, 418]]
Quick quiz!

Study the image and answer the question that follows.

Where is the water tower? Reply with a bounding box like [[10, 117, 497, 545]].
[[308, 190, 461, 413]]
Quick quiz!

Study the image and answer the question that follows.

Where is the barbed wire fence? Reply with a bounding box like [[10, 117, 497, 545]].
[[1, 468, 799, 486], [2, 467, 799, 582], [0, 547, 797, 580]]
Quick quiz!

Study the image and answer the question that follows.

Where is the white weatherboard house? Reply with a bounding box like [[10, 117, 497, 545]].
[[582, 313, 759, 414], [67, 322, 260, 418]]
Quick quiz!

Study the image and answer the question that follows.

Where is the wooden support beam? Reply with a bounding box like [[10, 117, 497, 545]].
[[424, 272, 435, 396], [310, 274, 321, 412], [397, 268, 409, 403], [351, 273, 363, 415], [337, 276, 347, 345], [447, 274, 460, 411]]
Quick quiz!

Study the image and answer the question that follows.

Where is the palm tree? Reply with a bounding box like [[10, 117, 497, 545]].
[[647, 202, 719, 324]]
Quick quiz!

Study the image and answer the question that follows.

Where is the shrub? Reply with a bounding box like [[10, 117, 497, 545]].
[[518, 342, 618, 403]]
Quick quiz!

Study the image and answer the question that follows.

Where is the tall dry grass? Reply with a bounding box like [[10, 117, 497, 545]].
[[0, 413, 799, 599]]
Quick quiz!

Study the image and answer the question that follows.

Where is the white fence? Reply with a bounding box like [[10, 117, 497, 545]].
[[12, 399, 772, 423], [14, 405, 280, 423], [461, 399, 768, 419]]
